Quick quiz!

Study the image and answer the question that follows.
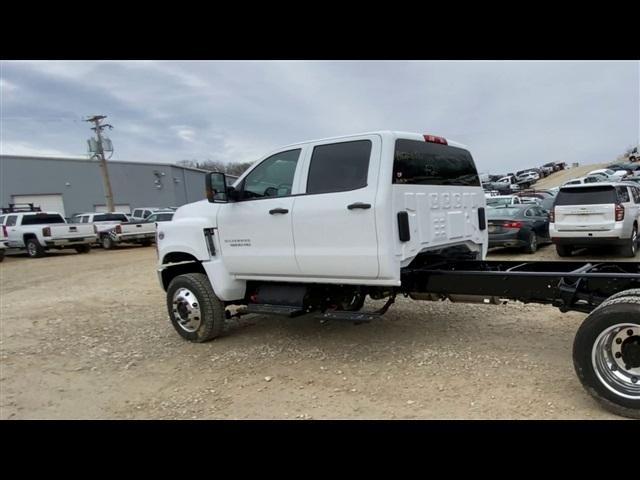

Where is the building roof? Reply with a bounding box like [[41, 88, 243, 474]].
[[0, 154, 209, 174]]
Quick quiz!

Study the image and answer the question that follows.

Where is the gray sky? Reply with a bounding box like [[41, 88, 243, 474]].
[[1, 60, 638, 173]]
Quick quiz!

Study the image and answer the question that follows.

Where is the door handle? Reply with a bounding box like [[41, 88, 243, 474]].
[[269, 208, 289, 215], [347, 202, 371, 210]]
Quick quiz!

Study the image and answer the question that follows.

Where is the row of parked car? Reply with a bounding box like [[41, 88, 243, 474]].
[[481, 162, 567, 195], [0, 204, 175, 261], [562, 163, 640, 186], [486, 179, 640, 257]]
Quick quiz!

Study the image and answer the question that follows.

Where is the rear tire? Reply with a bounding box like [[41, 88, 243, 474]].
[[25, 238, 45, 258], [101, 235, 114, 250], [573, 294, 640, 419], [166, 273, 228, 342], [619, 226, 638, 258], [523, 232, 538, 254], [74, 245, 91, 254], [555, 244, 572, 257]]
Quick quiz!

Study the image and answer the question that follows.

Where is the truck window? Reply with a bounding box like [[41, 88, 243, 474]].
[[242, 149, 301, 199], [306, 140, 371, 194], [0, 215, 4, 225], [93, 213, 128, 222], [616, 187, 630, 203], [6, 215, 17, 226], [555, 186, 616, 205], [133, 209, 142, 218], [21, 213, 66, 225], [393, 140, 480, 186]]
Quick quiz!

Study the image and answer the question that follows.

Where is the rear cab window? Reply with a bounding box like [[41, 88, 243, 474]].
[[93, 213, 128, 222], [21, 213, 66, 225], [393, 139, 480, 186]]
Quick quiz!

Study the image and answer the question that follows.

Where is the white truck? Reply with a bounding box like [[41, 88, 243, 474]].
[[0, 205, 96, 257], [71, 212, 155, 249], [0, 223, 8, 262], [156, 131, 640, 418]]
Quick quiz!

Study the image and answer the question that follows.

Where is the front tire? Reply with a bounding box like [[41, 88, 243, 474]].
[[573, 294, 640, 419], [26, 238, 45, 258], [166, 273, 228, 342]]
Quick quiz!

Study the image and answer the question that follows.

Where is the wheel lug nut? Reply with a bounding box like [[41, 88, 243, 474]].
[[192, 303, 198, 308], [615, 352, 622, 358], [628, 330, 634, 336], [632, 377, 638, 384], [616, 338, 622, 344], [610, 364, 617, 371]]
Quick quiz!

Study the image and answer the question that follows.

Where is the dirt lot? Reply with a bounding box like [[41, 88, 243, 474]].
[[0, 244, 635, 419]]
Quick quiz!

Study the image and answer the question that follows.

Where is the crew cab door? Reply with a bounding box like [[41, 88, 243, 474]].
[[217, 148, 304, 277], [292, 136, 381, 279]]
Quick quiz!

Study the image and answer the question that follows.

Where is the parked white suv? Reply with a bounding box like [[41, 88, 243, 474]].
[[485, 195, 522, 207], [550, 183, 640, 257]]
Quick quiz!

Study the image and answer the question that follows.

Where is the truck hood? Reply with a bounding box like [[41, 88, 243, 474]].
[[173, 199, 219, 226]]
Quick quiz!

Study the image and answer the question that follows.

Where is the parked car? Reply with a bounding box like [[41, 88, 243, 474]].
[[599, 167, 630, 180], [612, 163, 640, 177], [487, 204, 551, 253], [0, 204, 96, 258], [516, 170, 540, 183], [540, 164, 555, 176], [519, 197, 542, 205], [563, 175, 607, 186], [629, 146, 639, 163], [71, 211, 156, 249], [486, 195, 522, 207], [550, 182, 640, 257]]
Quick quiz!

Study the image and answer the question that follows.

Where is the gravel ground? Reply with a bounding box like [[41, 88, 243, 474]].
[[0, 244, 634, 420]]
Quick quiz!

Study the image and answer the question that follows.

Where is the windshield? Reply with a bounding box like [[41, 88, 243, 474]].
[[93, 214, 128, 222]]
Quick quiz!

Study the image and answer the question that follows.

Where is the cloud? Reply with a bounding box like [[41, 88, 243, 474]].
[[0, 60, 638, 173]]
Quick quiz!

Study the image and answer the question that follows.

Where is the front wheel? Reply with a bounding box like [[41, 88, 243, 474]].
[[573, 293, 640, 418], [166, 273, 228, 342]]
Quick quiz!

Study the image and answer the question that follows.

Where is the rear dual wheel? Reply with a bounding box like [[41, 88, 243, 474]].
[[573, 291, 640, 418]]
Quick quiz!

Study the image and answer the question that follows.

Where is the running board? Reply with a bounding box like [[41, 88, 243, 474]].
[[245, 304, 307, 317]]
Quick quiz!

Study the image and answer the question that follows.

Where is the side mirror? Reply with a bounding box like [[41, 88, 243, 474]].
[[206, 172, 228, 203]]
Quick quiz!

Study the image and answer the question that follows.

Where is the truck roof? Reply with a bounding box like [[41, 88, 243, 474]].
[[279, 131, 469, 151]]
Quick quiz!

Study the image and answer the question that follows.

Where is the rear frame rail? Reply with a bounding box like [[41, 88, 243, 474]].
[[401, 260, 640, 313]]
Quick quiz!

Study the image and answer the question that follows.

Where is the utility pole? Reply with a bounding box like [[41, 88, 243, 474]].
[[85, 115, 115, 212]]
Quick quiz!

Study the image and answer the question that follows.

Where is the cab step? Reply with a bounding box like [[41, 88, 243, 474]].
[[245, 304, 307, 317]]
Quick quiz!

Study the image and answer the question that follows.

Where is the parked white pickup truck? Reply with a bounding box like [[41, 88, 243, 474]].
[[71, 212, 155, 249], [0, 206, 96, 258], [157, 131, 488, 341], [104, 221, 156, 249], [0, 224, 8, 262]]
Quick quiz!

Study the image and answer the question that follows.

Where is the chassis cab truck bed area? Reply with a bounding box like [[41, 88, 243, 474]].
[[156, 130, 640, 419]]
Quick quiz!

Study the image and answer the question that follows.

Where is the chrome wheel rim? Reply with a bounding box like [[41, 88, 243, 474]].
[[172, 288, 202, 333], [27, 242, 37, 256], [632, 229, 637, 255], [592, 323, 640, 400]]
